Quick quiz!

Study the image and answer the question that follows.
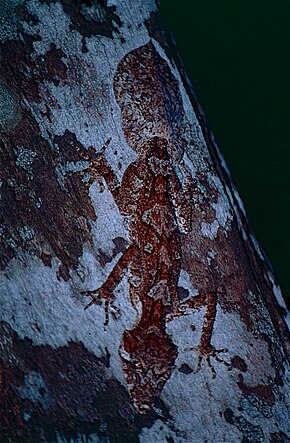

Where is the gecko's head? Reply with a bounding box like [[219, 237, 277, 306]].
[[146, 136, 169, 160], [120, 325, 177, 414]]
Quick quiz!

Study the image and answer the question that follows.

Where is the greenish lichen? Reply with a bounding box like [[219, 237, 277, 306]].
[[0, 83, 21, 131], [56, 160, 90, 186], [0, 0, 26, 42], [6, 237, 17, 250], [17, 371, 51, 410], [59, 160, 90, 175], [240, 394, 273, 419]]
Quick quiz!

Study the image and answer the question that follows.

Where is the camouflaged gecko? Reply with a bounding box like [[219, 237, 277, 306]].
[[80, 42, 227, 413]]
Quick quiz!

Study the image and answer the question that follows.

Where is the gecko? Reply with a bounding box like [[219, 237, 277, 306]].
[[80, 43, 227, 413]]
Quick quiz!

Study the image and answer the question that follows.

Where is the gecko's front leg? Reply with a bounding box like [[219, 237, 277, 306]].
[[81, 245, 140, 326]]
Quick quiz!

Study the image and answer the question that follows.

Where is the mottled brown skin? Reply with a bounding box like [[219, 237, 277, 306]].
[[81, 137, 226, 412], [78, 42, 230, 412]]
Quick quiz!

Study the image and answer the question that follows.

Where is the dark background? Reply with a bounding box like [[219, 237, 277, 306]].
[[160, 0, 290, 305]]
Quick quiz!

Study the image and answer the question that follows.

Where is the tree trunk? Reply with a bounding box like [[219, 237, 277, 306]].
[[0, 1, 289, 442]]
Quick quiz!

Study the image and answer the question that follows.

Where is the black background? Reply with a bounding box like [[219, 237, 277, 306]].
[[160, 0, 290, 305]]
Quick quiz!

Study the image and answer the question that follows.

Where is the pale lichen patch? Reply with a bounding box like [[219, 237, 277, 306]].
[[0, 0, 26, 42], [14, 146, 36, 177], [240, 394, 273, 419], [18, 226, 35, 241], [0, 83, 22, 131], [16, 371, 51, 410]]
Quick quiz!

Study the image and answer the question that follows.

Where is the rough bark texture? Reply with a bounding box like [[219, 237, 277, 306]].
[[0, 1, 289, 442]]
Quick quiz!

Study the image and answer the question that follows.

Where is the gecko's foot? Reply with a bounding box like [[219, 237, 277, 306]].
[[185, 344, 229, 378], [80, 288, 102, 310], [80, 288, 118, 326]]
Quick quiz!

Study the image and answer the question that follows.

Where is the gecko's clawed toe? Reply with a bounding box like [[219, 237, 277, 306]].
[[111, 304, 121, 320], [81, 289, 102, 311], [185, 344, 230, 377]]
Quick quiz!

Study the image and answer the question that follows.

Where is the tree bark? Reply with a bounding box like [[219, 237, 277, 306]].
[[0, 1, 289, 442]]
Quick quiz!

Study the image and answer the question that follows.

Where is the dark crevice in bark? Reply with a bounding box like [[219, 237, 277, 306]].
[[0, 321, 173, 443], [60, 0, 121, 39]]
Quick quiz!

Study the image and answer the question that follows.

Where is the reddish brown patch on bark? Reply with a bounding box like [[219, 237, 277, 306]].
[[40, 43, 68, 86], [231, 356, 248, 373], [1, 37, 68, 104], [57, 263, 70, 282], [40, 252, 52, 268], [237, 374, 275, 405], [0, 107, 96, 275]]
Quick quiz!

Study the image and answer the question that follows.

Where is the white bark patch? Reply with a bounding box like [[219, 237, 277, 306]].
[[0, 251, 137, 386], [111, 0, 157, 30], [89, 183, 129, 259], [268, 272, 290, 329], [25, 1, 72, 55], [23, 0, 152, 183], [178, 269, 199, 300], [161, 306, 289, 442], [201, 174, 233, 239]]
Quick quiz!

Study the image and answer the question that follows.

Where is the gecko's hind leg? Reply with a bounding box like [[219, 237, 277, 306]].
[[168, 290, 230, 377]]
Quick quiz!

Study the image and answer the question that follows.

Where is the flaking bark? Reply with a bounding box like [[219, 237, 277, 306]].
[[0, 1, 289, 442]]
